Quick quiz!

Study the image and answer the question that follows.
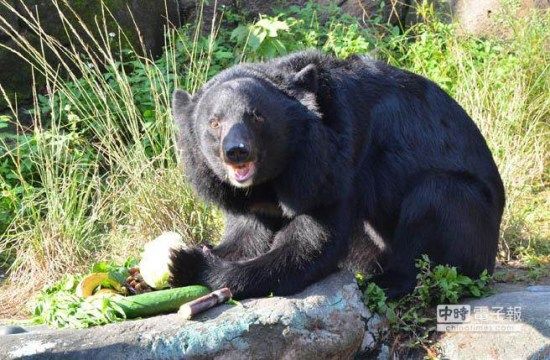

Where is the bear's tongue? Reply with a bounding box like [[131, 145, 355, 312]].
[[233, 162, 254, 182]]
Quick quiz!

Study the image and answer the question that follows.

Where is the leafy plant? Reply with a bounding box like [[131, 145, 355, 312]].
[[91, 258, 138, 285], [363, 255, 492, 351], [30, 258, 137, 328], [415, 255, 492, 302], [0, 119, 39, 237], [232, 15, 291, 59], [30, 274, 126, 328]]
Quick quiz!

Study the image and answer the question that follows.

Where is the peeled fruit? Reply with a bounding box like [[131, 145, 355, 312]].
[[89, 288, 120, 299], [76, 273, 123, 298], [139, 231, 187, 289]]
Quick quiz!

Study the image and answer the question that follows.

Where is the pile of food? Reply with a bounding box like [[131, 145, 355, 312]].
[[31, 232, 230, 328]]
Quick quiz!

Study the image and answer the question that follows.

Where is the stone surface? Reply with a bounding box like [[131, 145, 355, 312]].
[[0, 271, 376, 360], [11, 0, 183, 56], [0, 0, 18, 41], [0, 0, 184, 109], [438, 285, 550, 360], [0, 38, 36, 109], [451, 0, 549, 36], [0, 326, 27, 335]]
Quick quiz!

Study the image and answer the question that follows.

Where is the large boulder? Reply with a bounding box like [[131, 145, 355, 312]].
[[0, 39, 34, 109], [0, 271, 382, 359], [0, 0, 184, 110], [438, 285, 550, 359], [450, 0, 549, 36], [13, 0, 183, 57], [0, 0, 18, 41]]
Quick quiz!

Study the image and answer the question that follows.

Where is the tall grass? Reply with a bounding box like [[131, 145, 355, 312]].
[[0, 0, 222, 316], [0, 0, 548, 318]]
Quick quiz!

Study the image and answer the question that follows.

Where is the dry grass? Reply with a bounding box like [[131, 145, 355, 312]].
[[453, 16, 550, 260]]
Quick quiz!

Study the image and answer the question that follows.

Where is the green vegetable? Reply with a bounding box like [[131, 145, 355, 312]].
[[31, 275, 127, 328], [91, 258, 138, 284], [115, 285, 210, 318], [31, 257, 210, 328]]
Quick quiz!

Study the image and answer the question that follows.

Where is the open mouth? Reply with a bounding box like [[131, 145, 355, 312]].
[[227, 162, 256, 183]]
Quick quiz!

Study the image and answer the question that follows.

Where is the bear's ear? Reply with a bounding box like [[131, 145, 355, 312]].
[[292, 64, 318, 93], [172, 89, 191, 115]]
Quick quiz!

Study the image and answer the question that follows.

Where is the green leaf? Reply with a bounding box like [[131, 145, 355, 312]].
[[456, 275, 472, 285], [91, 261, 111, 273], [385, 306, 397, 323], [247, 32, 263, 51], [256, 18, 290, 37], [469, 286, 481, 297], [123, 257, 138, 268], [230, 25, 249, 42], [142, 109, 155, 119]]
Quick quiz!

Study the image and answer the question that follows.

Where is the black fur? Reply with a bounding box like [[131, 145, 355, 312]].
[[170, 50, 505, 299]]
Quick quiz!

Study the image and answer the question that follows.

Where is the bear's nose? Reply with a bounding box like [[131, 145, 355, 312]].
[[222, 123, 253, 164], [224, 143, 251, 164]]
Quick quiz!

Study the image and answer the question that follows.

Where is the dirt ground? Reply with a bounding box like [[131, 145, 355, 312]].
[[492, 261, 550, 292]]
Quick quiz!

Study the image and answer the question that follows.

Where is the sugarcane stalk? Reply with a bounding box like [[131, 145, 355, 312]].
[[178, 287, 232, 319]]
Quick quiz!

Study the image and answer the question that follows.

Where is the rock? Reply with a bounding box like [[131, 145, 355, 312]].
[[0, 271, 378, 359], [0, 38, 38, 110], [0, 0, 184, 110], [527, 285, 550, 292], [12, 0, 182, 57], [451, 0, 504, 36], [377, 344, 390, 360], [0, 326, 27, 335], [0, 0, 18, 41], [450, 0, 550, 36], [438, 286, 550, 360]]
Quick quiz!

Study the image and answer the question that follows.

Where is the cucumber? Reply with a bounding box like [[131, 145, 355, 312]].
[[114, 285, 210, 318]]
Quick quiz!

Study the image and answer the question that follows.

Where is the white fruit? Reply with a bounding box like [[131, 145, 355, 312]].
[[139, 232, 186, 289]]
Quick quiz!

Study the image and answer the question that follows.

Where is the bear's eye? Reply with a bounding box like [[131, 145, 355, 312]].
[[252, 110, 264, 123], [209, 118, 220, 129]]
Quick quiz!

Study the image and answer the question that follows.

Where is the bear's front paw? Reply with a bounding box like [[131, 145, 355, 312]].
[[168, 247, 209, 287]]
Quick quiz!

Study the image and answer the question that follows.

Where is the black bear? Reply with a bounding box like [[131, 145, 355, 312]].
[[170, 50, 505, 299]]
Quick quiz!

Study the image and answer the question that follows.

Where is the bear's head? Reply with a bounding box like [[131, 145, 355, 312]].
[[172, 64, 319, 189]]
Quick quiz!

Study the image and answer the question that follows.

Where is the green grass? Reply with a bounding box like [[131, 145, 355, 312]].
[[0, 0, 548, 317]]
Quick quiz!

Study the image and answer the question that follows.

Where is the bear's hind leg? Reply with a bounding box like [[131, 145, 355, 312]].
[[373, 173, 500, 299]]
